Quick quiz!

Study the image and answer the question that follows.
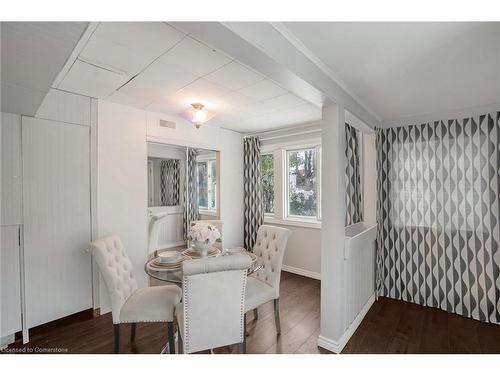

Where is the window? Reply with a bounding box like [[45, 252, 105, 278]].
[[197, 159, 217, 211], [260, 154, 274, 214], [287, 148, 319, 219]]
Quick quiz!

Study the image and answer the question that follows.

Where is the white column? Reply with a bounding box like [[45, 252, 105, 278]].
[[318, 102, 347, 352]]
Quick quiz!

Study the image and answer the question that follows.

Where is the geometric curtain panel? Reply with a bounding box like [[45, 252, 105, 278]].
[[345, 123, 364, 226], [243, 137, 264, 251], [183, 147, 200, 240], [376, 111, 500, 324], [160, 158, 180, 206]]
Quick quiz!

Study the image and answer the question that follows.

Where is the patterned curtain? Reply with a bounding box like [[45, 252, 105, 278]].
[[183, 148, 199, 240], [160, 159, 180, 206], [345, 123, 364, 226], [244, 137, 264, 250], [376, 111, 500, 323]]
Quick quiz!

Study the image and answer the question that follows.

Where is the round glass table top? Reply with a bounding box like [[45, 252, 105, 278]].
[[144, 246, 259, 284]]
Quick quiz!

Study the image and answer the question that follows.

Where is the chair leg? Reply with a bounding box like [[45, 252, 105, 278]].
[[242, 313, 247, 353], [130, 323, 136, 341], [177, 324, 184, 354], [253, 308, 258, 320], [114, 324, 120, 353], [239, 341, 246, 354], [167, 322, 175, 354], [273, 298, 281, 335]]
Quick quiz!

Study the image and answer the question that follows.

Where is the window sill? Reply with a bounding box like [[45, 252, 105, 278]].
[[264, 217, 321, 229], [199, 209, 217, 217]]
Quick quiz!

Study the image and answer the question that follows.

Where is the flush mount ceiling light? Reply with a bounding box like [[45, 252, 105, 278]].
[[182, 103, 216, 129]]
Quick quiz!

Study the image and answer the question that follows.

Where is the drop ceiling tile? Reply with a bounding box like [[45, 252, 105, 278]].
[[146, 99, 186, 115], [158, 36, 232, 77], [217, 91, 255, 114], [210, 113, 247, 126], [80, 22, 185, 75], [106, 90, 153, 109], [241, 101, 279, 117], [58, 59, 130, 98], [119, 59, 197, 103], [261, 93, 307, 111], [238, 79, 287, 101], [204, 61, 264, 91], [174, 78, 230, 113]]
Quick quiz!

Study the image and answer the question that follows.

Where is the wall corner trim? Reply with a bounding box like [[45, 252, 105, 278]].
[[317, 293, 375, 353]]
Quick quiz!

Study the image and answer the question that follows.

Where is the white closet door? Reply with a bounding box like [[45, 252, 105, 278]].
[[0, 226, 22, 337], [22, 117, 92, 328]]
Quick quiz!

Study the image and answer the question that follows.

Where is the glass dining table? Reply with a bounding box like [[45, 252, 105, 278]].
[[144, 245, 261, 284]]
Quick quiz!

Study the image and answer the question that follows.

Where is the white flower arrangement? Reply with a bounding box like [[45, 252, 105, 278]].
[[188, 222, 221, 246]]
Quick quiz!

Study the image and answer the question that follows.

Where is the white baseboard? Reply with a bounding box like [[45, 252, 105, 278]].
[[282, 265, 320, 280], [317, 293, 375, 353], [0, 334, 15, 349]]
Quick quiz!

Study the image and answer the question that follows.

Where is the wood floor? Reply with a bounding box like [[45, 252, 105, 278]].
[[4, 271, 500, 354]]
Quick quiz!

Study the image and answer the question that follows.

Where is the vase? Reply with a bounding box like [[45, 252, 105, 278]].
[[193, 241, 211, 257]]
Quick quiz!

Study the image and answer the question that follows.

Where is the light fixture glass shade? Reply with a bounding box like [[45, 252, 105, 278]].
[[182, 103, 215, 128]]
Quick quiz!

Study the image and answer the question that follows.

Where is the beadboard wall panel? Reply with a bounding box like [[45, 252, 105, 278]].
[[22, 116, 92, 329], [0, 226, 22, 338], [1, 113, 22, 226]]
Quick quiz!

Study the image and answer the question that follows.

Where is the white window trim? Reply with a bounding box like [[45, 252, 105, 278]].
[[197, 158, 217, 212], [261, 152, 275, 217], [261, 141, 322, 229], [284, 144, 322, 222]]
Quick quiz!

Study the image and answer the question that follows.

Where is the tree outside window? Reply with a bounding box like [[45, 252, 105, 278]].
[[287, 148, 317, 217], [261, 154, 274, 214]]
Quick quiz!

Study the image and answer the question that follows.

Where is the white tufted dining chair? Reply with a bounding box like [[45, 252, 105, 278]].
[[147, 211, 168, 255], [190, 220, 223, 250], [90, 235, 182, 353], [244, 225, 291, 334], [175, 253, 251, 354]]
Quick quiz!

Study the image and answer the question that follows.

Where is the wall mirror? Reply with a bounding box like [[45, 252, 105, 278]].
[[146, 142, 220, 253]]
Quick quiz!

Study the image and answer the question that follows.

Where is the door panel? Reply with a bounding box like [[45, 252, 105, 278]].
[[0, 226, 22, 337], [22, 117, 92, 328]]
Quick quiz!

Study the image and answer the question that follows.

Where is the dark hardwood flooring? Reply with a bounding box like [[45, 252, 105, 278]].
[[342, 297, 500, 354], [3, 271, 500, 354]]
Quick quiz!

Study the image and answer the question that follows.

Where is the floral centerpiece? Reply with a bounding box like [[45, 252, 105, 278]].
[[188, 222, 221, 257]]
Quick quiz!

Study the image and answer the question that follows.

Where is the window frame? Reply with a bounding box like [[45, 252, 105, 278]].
[[196, 156, 217, 216], [284, 145, 322, 223], [260, 152, 275, 218], [260, 141, 322, 229]]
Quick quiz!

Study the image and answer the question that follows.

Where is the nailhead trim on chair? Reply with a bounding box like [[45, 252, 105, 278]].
[[181, 270, 248, 353], [119, 319, 172, 323], [182, 275, 190, 353], [239, 272, 247, 344]]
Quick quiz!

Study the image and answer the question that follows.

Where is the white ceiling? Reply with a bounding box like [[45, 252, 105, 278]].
[[282, 22, 500, 122], [1, 22, 88, 115], [55, 22, 321, 132]]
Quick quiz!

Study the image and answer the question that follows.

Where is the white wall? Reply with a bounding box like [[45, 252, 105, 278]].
[[279, 224, 321, 278], [97, 101, 148, 312], [363, 133, 377, 224]]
